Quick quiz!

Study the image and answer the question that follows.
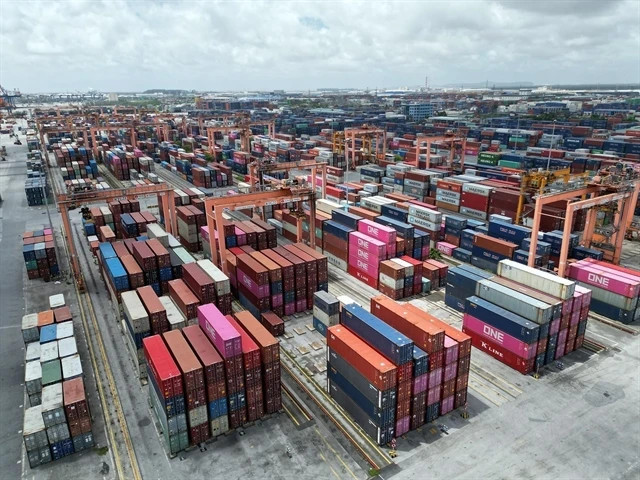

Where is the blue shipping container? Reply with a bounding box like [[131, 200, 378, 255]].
[[465, 296, 540, 344], [323, 220, 353, 242], [513, 249, 543, 266], [444, 293, 466, 312], [374, 216, 414, 239], [452, 248, 472, 263], [412, 347, 429, 377], [313, 317, 328, 337], [488, 220, 531, 244], [331, 209, 362, 230], [381, 205, 409, 223], [521, 238, 551, 256], [341, 304, 414, 366], [472, 245, 510, 263], [99, 242, 117, 262], [105, 257, 129, 291], [589, 298, 637, 324], [39, 324, 57, 344], [445, 215, 467, 230]]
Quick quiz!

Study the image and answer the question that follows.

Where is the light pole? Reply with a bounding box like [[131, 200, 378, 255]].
[[546, 120, 556, 171]]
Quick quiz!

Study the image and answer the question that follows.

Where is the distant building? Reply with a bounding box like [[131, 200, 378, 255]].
[[402, 103, 435, 120], [108, 93, 118, 101]]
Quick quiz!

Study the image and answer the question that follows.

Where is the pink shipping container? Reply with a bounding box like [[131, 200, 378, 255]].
[[574, 285, 592, 305], [349, 246, 383, 265], [238, 270, 270, 298], [413, 373, 428, 394], [443, 362, 458, 382], [436, 242, 456, 256], [197, 304, 242, 359], [349, 232, 387, 258], [440, 395, 455, 415], [444, 336, 459, 365], [284, 303, 296, 316], [427, 385, 441, 406], [395, 416, 410, 437], [463, 314, 537, 360], [570, 309, 580, 326], [568, 263, 640, 298], [555, 329, 568, 359], [357, 219, 397, 245], [428, 367, 442, 388], [348, 256, 379, 277], [550, 318, 560, 336]]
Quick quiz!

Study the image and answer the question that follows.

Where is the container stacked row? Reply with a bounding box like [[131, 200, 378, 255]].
[[324, 292, 470, 446], [445, 260, 590, 374], [25, 176, 51, 206], [202, 216, 278, 259], [226, 242, 327, 318], [21, 304, 94, 468], [567, 259, 640, 324], [144, 304, 281, 456], [23, 228, 59, 280]]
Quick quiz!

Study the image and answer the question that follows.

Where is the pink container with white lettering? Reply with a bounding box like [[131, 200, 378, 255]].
[[349, 246, 383, 265], [348, 254, 379, 276], [358, 219, 397, 245], [463, 313, 537, 359], [567, 264, 640, 298], [349, 231, 387, 258], [436, 242, 456, 256]]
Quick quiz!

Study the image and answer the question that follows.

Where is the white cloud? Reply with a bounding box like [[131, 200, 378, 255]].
[[1, 0, 638, 92]]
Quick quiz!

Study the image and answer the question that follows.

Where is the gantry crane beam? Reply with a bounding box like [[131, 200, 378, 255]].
[[343, 127, 387, 167], [205, 187, 316, 275], [527, 182, 640, 277], [57, 183, 177, 291], [414, 134, 467, 171], [248, 159, 328, 201]]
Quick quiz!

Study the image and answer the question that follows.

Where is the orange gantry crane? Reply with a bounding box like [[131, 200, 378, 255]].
[[343, 126, 387, 167], [247, 159, 329, 200], [414, 133, 467, 171], [204, 186, 317, 276], [527, 179, 640, 277], [57, 184, 177, 291]]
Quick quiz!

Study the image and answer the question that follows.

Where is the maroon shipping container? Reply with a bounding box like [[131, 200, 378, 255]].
[[140, 211, 156, 224], [162, 330, 205, 393], [458, 354, 471, 375], [250, 218, 277, 248], [63, 377, 90, 422], [137, 285, 169, 335], [132, 240, 157, 272], [233, 311, 280, 365], [168, 279, 200, 320], [146, 238, 171, 269], [249, 251, 282, 283], [236, 254, 269, 285], [225, 315, 261, 372], [260, 312, 285, 337], [53, 306, 72, 324], [182, 263, 216, 304], [121, 255, 145, 289], [183, 325, 227, 401]]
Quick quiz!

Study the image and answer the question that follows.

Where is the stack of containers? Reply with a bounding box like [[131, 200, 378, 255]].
[[182, 262, 216, 307], [233, 311, 282, 414], [471, 233, 518, 273], [168, 279, 200, 326], [159, 296, 187, 330], [273, 246, 308, 313], [193, 259, 232, 314], [567, 259, 640, 324], [442, 216, 468, 248], [198, 304, 247, 429], [143, 335, 189, 456], [326, 325, 397, 446], [261, 249, 296, 316], [121, 290, 151, 380], [341, 304, 415, 437], [138, 285, 169, 335], [182, 325, 229, 437], [460, 183, 493, 220], [313, 291, 340, 336], [64, 378, 93, 453], [374, 216, 415, 259], [292, 243, 329, 294], [444, 265, 493, 312], [248, 251, 284, 316], [283, 244, 319, 310], [348, 230, 386, 290], [378, 259, 406, 299], [163, 330, 210, 445], [22, 229, 59, 280], [322, 219, 353, 272], [225, 315, 264, 422], [407, 203, 441, 247], [147, 239, 173, 294], [435, 178, 462, 213], [236, 254, 270, 319], [177, 206, 200, 252], [132, 241, 158, 294]]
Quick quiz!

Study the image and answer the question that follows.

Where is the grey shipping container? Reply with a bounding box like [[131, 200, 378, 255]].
[[575, 281, 638, 311], [72, 431, 95, 452], [47, 422, 71, 444], [27, 446, 52, 468], [476, 279, 553, 324], [22, 313, 39, 344], [25, 361, 43, 395], [497, 260, 575, 300], [41, 383, 66, 428]]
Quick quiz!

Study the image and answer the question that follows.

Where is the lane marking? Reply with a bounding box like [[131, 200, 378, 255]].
[[319, 452, 343, 480], [315, 426, 359, 480]]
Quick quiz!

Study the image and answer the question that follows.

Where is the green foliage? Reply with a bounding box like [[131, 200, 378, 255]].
[[204, 153, 213, 162], [429, 248, 443, 260], [368, 468, 380, 477], [393, 154, 403, 162]]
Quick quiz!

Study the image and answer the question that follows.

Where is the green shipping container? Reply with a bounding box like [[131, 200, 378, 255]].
[[41, 360, 62, 386], [477, 157, 499, 166], [498, 160, 522, 168]]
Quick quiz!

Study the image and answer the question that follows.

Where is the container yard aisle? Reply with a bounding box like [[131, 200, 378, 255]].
[[65, 192, 366, 479], [0, 125, 116, 480]]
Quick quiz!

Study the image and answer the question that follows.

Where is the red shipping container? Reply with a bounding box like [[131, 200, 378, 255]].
[[63, 377, 90, 422], [348, 264, 378, 289], [464, 328, 534, 375], [132, 240, 157, 272], [146, 238, 171, 269], [233, 311, 280, 365], [326, 325, 397, 391], [53, 306, 72, 324], [143, 335, 183, 398], [162, 330, 205, 393], [225, 315, 261, 372], [260, 312, 285, 337]]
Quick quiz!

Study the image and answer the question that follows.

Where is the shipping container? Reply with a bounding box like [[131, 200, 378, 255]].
[[465, 296, 540, 344], [497, 260, 575, 300], [475, 279, 553, 324]]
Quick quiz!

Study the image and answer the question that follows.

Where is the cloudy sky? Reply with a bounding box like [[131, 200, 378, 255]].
[[1, 0, 639, 93]]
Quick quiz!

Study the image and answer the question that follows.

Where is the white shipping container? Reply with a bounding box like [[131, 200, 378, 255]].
[[336, 295, 358, 309], [147, 223, 169, 247], [40, 342, 58, 363], [58, 337, 78, 358], [435, 195, 460, 206], [197, 260, 231, 296], [379, 272, 404, 290], [408, 205, 441, 223], [22, 313, 39, 344], [61, 354, 83, 380], [312, 306, 339, 327], [323, 250, 348, 271], [390, 258, 414, 276], [497, 260, 575, 300], [476, 279, 553, 324], [56, 321, 74, 340], [121, 291, 151, 334], [25, 361, 43, 395], [316, 199, 342, 215], [575, 281, 638, 311], [462, 183, 494, 196], [23, 406, 49, 452], [49, 294, 65, 309], [41, 383, 65, 427], [159, 296, 186, 330], [26, 342, 41, 362], [459, 207, 488, 220], [407, 215, 439, 231]]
